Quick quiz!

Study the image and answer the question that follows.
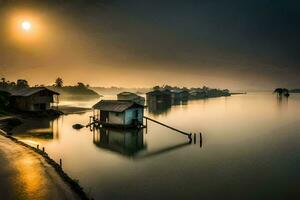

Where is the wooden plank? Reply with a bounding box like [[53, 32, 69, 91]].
[[143, 116, 192, 140]]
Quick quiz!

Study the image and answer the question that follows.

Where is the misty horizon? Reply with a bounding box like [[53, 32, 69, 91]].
[[1, 0, 300, 90]]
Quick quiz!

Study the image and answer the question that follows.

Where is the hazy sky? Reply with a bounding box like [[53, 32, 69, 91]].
[[0, 0, 299, 90]]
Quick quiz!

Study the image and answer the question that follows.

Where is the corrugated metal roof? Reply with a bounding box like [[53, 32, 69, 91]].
[[6, 87, 59, 97], [93, 100, 143, 112]]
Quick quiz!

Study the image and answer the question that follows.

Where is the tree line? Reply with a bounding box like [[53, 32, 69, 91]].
[[0, 77, 90, 90]]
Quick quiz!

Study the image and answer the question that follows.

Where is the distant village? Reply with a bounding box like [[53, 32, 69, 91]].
[[0, 77, 231, 122]]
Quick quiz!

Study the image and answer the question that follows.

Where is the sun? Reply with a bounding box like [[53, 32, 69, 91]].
[[21, 21, 32, 31]]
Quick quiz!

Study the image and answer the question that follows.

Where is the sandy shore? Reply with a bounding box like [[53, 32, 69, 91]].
[[0, 131, 81, 200]]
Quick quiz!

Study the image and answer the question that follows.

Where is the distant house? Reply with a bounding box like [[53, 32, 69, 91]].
[[146, 89, 172, 103], [117, 92, 145, 105], [170, 89, 189, 101], [92, 100, 144, 127], [6, 87, 59, 112]]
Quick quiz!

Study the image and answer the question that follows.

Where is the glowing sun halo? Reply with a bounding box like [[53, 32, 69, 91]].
[[21, 21, 32, 31]]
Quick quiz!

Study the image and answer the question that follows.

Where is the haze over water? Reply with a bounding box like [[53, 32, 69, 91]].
[[13, 93, 300, 199]]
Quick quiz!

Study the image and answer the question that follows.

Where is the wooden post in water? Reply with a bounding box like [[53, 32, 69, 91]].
[[199, 132, 202, 148], [59, 159, 62, 168], [194, 133, 196, 144], [145, 118, 148, 134], [42, 147, 45, 152], [37, 144, 39, 150]]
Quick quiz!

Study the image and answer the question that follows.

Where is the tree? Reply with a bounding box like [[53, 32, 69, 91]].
[[77, 82, 86, 88], [16, 79, 29, 88], [55, 77, 63, 87], [153, 85, 160, 91], [274, 88, 290, 98]]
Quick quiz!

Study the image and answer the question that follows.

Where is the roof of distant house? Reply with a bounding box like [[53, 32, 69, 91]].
[[146, 89, 172, 95], [93, 100, 144, 112], [1, 87, 59, 97], [118, 92, 138, 96]]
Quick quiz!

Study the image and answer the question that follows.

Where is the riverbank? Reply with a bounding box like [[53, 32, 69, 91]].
[[0, 124, 91, 200]]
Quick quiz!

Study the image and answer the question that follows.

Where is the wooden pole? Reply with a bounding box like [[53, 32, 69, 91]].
[[199, 132, 202, 147], [194, 133, 196, 144], [59, 159, 62, 168], [143, 116, 191, 137], [145, 118, 148, 134], [37, 144, 39, 150], [42, 147, 45, 152]]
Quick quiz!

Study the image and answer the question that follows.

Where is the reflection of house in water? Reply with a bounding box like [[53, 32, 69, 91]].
[[117, 92, 145, 106], [93, 128, 146, 157], [92, 127, 191, 159], [147, 100, 171, 115], [11, 118, 59, 140]]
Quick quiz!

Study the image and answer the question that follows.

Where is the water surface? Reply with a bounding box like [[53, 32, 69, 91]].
[[13, 93, 300, 199]]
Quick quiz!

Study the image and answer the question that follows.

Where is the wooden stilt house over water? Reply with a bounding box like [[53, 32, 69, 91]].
[[92, 100, 144, 128], [146, 89, 172, 103], [7, 87, 59, 112], [117, 92, 145, 105]]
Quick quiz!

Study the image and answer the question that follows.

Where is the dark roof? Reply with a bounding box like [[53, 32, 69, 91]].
[[117, 92, 138, 96], [146, 89, 172, 95], [5, 87, 59, 97], [93, 100, 144, 112]]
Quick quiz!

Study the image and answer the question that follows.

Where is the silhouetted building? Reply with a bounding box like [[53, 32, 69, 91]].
[[92, 100, 144, 127], [170, 89, 189, 101], [117, 92, 145, 105], [6, 87, 59, 111], [146, 89, 172, 103]]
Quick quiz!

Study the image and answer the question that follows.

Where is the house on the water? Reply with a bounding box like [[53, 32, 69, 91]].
[[117, 92, 145, 105], [170, 89, 189, 101], [146, 89, 172, 104], [6, 87, 59, 112], [92, 100, 144, 128]]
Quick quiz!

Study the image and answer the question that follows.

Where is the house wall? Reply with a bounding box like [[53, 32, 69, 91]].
[[12, 91, 54, 111], [108, 112, 125, 124], [124, 108, 143, 125]]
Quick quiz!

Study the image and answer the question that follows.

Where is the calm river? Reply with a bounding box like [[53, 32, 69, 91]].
[[12, 93, 300, 199]]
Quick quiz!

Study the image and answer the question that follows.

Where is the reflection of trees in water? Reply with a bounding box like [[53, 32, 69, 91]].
[[277, 96, 288, 110], [93, 128, 146, 157]]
